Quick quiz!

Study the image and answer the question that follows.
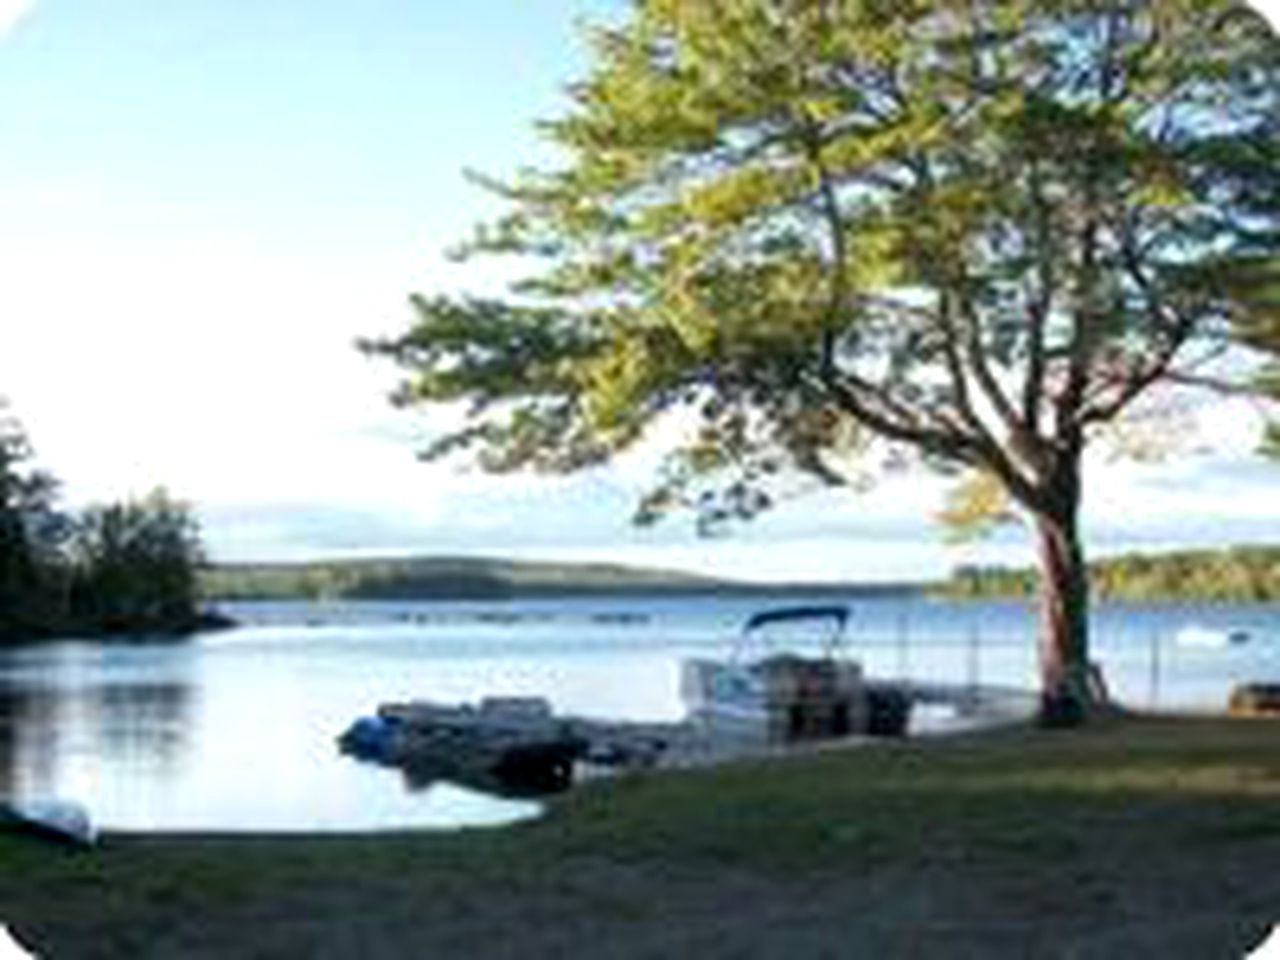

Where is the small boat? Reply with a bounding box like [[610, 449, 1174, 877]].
[[0, 924, 37, 960], [1175, 625, 1251, 649], [681, 604, 911, 739], [1246, 924, 1279, 959], [1, 798, 96, 847]]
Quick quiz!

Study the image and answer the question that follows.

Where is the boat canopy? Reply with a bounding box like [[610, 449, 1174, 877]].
[[743, 605, 849, 633]]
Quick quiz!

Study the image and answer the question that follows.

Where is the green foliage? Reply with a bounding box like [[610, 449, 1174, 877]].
[[0, 404, 211, 644], [937, 470, 1019, 543], [1227, 255, 1280, 455], [0, 404, 71, 641], [67, 489, 205, 633], [943, 545, 1280, 602], [368, 0, 1279, 529]]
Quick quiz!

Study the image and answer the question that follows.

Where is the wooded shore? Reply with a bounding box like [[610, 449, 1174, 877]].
[[200, 545, 1280, 604]]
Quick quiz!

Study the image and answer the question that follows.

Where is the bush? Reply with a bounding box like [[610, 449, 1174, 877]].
[[67, 489, 206, 634]]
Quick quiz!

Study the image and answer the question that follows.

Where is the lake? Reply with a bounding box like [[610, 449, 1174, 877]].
[[1, 595, 1276, 833]]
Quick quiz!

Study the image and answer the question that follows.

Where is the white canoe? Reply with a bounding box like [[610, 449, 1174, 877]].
[[1174, 625, 1251, 649], [0, 924, 38, 959], [1, 798, 96, 847], [1247, 925, 1279, 959]]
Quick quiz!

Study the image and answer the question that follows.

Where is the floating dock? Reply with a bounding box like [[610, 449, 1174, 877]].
[[339, 697, 673, 795], [339, 683, 1034, 795]]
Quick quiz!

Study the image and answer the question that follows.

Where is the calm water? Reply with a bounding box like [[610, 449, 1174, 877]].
[[1, 595, 1277, 833]]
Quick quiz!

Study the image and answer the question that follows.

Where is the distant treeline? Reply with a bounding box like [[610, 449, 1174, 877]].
[[943, 546, 1280, 603], [202, 556, 728, 601], [202, 556, 922, 601]]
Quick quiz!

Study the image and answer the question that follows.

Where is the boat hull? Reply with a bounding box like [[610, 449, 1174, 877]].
[[1, 798, 96, 847], [680, 656, 869, 740]]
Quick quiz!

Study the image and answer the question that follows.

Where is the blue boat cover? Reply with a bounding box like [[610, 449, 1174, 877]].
[[744, 605, 849, 633]]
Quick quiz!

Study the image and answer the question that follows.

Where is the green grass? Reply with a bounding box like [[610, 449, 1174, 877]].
[[542, 714, 1280, 863], [3, 715, 1279, 958]]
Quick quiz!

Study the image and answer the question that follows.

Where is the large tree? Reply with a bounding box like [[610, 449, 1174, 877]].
[[367, 0, 1279, 722]]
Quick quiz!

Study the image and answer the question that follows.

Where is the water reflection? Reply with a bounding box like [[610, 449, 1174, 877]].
[[0, 678, 69, 798], [0, 680, 36, 797], [0, 647, 195, 802], [0, 637, 545, 832], [92, 681, 193, 770], [399, 754, 574, 800]]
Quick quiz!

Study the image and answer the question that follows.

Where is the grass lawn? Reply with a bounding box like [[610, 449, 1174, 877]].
[[2, 715, 1278, 958]]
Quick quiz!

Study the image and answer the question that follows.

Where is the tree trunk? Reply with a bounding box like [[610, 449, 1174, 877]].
[[1031, 459, 1102, 726]]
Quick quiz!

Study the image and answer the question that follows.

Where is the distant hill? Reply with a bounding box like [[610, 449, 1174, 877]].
[[941, 545, 1280, 603], [202, 544, 1280, 604], [203, 555, 722, 601], [201, 555, 922, 601]]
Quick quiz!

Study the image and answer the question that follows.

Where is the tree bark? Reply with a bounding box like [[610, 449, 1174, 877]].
[[1031, 460, 1100, 726]]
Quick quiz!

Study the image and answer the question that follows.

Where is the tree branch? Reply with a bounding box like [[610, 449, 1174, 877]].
[[802, 74, 1045, 509], [1057, 1, 1129, 440], [1076, 225, 1198, 426], [931, 290, 1043, 501], [954, 283, 1046, 475], [1022, 157, 1054, 436], [815, 371, 977, 463]]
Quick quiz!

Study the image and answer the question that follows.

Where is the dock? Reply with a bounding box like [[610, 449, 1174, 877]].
[[338, 683, 1035, 795], [338, 697, 677, 795]]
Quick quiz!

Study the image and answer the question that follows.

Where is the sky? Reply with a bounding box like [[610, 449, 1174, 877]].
[[1, 0, 1278, 583]]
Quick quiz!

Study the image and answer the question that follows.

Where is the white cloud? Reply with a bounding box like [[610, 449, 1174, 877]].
[[1252, 1, 1280, 32], [0, 0, 34, 36], [0, 219, 421, 505]]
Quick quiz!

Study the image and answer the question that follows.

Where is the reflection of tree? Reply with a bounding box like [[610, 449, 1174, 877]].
[[0, 667, 195, 800], [0, 678, 18, 796], [0, 678, 63, 797], [90, 682, 193, 771]]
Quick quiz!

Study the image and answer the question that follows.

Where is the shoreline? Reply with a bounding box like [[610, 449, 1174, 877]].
[[0, 609, 236, 649], [3, 715, 1278, 958]]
